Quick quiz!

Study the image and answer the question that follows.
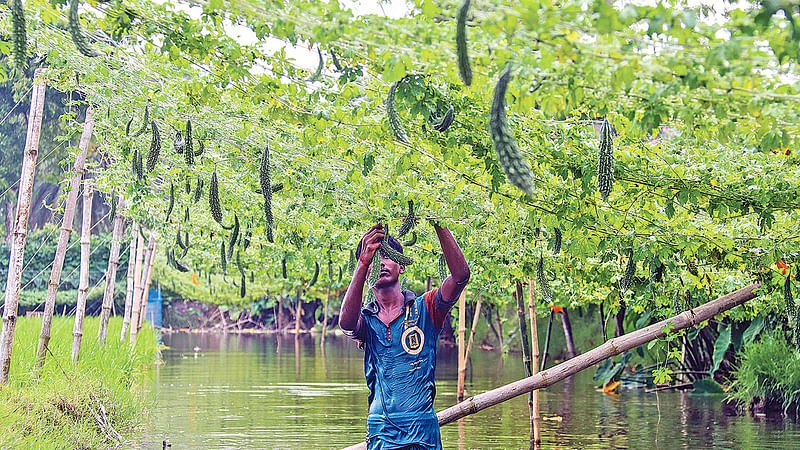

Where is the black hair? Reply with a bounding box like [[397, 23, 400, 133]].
[[355, 235, 403, 261]]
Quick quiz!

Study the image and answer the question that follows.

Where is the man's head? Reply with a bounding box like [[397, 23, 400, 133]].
[[356, 235, 405, 288]]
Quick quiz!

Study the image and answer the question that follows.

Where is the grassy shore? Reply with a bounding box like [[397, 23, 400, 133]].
[[0, 316, 158, 449]]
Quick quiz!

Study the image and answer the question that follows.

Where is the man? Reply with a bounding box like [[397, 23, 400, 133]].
[[340, 223, 470, 449]]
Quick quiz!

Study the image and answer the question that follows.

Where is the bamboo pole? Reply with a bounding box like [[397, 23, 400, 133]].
[[35, 105, 95, 368], [342, 283, 761, 450], [514, 280, 534, 440], [71, 181, 94, 363], [295, 288, 302, 333], [130, 233, 154, 345], [98, 195, 126, 346], [120, 224, 138, 341], [464, 293, 482, 366], [561, 309, 577, 359], [528, 279, 541, 447], [0, 69, 48, 384], [321, 284, 331, 345], [456, 289, 467, 402], [136, 241, 158, 330]]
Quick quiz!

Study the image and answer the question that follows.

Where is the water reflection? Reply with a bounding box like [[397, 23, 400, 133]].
[[140, 333, 800, 449]]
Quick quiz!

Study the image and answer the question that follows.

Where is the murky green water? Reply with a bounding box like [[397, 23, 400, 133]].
[[140, 332, 800, 449]]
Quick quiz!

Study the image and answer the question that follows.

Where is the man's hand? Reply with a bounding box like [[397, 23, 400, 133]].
[[358, 224, 385, 265]]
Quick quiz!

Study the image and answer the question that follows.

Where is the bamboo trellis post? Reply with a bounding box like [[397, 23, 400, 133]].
[[136, 241, 158, 330], [463, 293, 482, 367], [456, 289, 467, 402], [71, 181, 94, 363], [514, 280, 534, 433], [321, 284, 331, 345], [120, 224, 138, 341], [528, 279, 541, 447], [0, 69, 47, 384], [35, 105, 95, 368], [98, 195, 126, 346], [130, 233, 154, 345], [342, 283, 761, 450]]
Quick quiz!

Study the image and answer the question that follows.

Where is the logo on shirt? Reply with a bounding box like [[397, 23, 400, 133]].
[[401, 326, 424, 355]]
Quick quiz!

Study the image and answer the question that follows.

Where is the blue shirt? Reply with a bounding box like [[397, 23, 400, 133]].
[[345, 289, 455, 450]]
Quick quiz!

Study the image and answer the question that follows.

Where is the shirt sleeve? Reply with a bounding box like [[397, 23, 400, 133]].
[[424, 288, 458, 329], [341, 313, 366, 348]]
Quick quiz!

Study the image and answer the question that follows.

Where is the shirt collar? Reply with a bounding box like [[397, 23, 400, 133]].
[[362, 289, 417, 315]]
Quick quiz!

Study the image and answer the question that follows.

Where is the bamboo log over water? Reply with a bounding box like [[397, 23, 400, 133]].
[[120, 224, 138, 341], [98, 195, 126, 345], [457, 289, 467, 402], [130, 233, 155, 345], [0, 69, 47, 384], [72, 181, 94, 363], [342, 283, 760, 450], [137, 241, 158, 331], [36, 105, 95, 368]]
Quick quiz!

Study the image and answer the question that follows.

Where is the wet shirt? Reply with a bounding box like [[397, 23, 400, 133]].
[[345, 288, 456, 450]]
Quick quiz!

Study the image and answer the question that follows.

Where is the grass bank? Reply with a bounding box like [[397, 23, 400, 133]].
[[0, 316, 158, 448]]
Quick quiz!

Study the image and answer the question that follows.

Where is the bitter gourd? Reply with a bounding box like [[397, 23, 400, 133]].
[[68, 0, 100, 57], [397, 200, 415, 238], [386, 82, 409, 144], [209, 170, 223, 225], [260, 145, 274, 243], [537, 256, 553, 304], [456, 0, 472, 86], [10, 0, 26, 72], [597, 118, 614, 201], [146, 120, 160, 172]]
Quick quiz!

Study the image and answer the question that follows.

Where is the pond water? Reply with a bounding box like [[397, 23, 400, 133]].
[[140, 332, 800, 449]]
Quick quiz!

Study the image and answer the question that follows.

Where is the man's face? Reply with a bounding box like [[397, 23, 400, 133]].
[[367, 253, 405, 288]]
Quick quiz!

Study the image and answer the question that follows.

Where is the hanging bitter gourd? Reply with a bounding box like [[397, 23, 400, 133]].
[[209, 170, 223, 225], [131, 148, 143, 181], [146, 120, 160, 172], [785, 273, 795, 321], [68, 0, 100, 57], [367, 250, 381, 289], [673, 290, 683, 314], [220, 242, 227, 273], [490, 66, 536, 197], [309, 47, 323, 82], [185, 120, 194, 166], [192, 177, 203, 203], [619, 249, 635, 294], [240, 273, 246, 298], [537, 256, 553, 304], [165, 183, 174, 221], [397, 200, 416, 238], [173, 130, 185, 154], [456, 0, 472, 86], [11, 0, 26, 72], [309, 262, 319, 287], [429, 106, 455, 132], [597, 118, 614, 201], [386, 82, 410, 144], [194, 139, 204, 157], [347, 249, 355, 274], [381, 241, 414, 266], [282, 257, 288, 279], [438, 254, 448, 283], [227, 214, 239, 260], [552, 227, 562, 255], [403, 231, 417, 247], [260, 145, 274, 243]]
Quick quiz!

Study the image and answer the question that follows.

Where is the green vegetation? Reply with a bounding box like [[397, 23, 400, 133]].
[[729, 332, 800, 415], [0, 316, 158, 448]]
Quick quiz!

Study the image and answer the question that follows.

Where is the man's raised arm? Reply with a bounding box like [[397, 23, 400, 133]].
[[434, 223, 470, 306], [340, 224, 384, 335]]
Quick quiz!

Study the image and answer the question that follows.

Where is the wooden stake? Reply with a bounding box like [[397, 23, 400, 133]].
[[71, 181, 93, 363], [342, 283, 761, 450], [35, 105, 95, 368], [464, 293, 482, 366], [120, 224, 138, 341], [456, 289, 467, 402], [514, 280, 534, 443], [137, 241, 158, 330], [0, 69, 48, 384], [561, 308, 577, 359], [529, 279, 541, 447], [98, 195, 126, 346], [130, 233, 154, 345]]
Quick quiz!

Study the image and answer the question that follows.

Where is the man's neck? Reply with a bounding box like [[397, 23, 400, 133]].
[[374, 283, 404, 311]]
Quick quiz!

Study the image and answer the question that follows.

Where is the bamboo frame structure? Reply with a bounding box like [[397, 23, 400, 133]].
[[130, 233, 155, 345], [120, 224, 138, 341], [36, 105, 95, 368], [528, 279, 541, 447], [71, 181, 94, 363], [136, 241, 158, 330], [463, 293, 481, 368], [0, 69, 48, 384], [342, 283, 760, 450], [98, 195, 126, 345], [456, 289, 467, 402]]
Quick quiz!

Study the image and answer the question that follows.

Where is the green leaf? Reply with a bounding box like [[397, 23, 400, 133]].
[[743, 316, 765, 346], [690, 378, 725, 395], [711, 326, 731, 376]]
